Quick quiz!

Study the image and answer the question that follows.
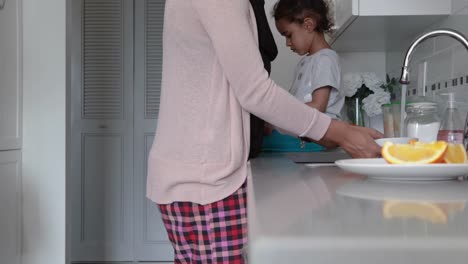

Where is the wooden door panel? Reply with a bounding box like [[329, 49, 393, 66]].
[[70, 0, 134, 261], [133, 0, 171, 261]]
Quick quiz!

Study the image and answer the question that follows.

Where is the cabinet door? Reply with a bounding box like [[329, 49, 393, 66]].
[[0, 150, 21, 264], [358, 0, 451, 16], [133, 0, 172, 261], [333, 0, 357, 29], [0, 0, 22, 150], [70, 0, 135, 261], [330, 0, 357, 38]]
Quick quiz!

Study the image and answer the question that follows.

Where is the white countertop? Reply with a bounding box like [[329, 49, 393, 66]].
[[248, 154, 468, 264]]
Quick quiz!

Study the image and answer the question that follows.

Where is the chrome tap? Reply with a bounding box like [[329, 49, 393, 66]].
[[400, 29, 468, 85]]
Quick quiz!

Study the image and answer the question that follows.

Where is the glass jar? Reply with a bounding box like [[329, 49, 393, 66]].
[[404, 102, 440, 142]]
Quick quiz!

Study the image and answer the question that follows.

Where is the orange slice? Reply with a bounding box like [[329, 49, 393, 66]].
[[443, 143, 467, 164], [382, 200, 447, 224], [381, 141, 448, 164]]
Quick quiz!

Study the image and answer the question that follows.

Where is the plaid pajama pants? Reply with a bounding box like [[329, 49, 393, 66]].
[[158, 181, 247, 264]]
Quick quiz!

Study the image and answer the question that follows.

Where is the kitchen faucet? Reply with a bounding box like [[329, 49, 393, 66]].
[[398, 29, 468, 120], [399, 29, 468, 180], [400, 29, 468, 85]]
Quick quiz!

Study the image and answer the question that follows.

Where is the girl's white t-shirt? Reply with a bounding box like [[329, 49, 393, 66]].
[[289, 48, 344, 119]]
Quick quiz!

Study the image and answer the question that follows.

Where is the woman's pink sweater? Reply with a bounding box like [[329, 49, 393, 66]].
[[147, 0, 331, 205]]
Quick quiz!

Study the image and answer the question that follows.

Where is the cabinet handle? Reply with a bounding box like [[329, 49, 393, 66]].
[[0, 0, 5, 10], [98, 124, 108, 129]]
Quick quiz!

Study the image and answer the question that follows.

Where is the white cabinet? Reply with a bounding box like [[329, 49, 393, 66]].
[[0, 2, 22, 264], [330, 0, 356, 38], [329, 0, 452, 51], [0, 150, 21, 264], [0, 0, 22, 150]]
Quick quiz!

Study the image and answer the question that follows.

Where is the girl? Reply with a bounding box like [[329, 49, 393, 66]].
[[263, 0, 343, 150], [274, 0, 344, 119]]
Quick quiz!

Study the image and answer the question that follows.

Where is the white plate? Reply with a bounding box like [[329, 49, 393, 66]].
[[335, 158, 468, 181]]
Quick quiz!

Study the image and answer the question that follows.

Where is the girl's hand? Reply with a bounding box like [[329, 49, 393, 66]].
[[263, 123, 273, 135]]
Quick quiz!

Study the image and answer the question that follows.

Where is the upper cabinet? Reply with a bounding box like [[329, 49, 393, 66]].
[[0, 0, 22, 150], [329, 0, 452, 52]]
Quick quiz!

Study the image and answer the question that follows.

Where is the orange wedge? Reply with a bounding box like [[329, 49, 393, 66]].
[[381, 141, 448, 164], [382, 200, 447, 224], [443, 143, 468, 164]]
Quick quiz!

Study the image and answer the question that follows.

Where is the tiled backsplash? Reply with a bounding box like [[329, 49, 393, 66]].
[[386, 0, 468, 119]]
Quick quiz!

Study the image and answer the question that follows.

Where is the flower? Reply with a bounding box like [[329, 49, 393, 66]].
[[361, 72, 384, 92], [343, 72, 391, 118], [343, 73, 363, 97], [362, 88, 391, 116]]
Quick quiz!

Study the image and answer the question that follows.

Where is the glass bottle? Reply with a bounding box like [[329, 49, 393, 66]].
[[382, 104, 394, 137], [404, 102, 440, 142], [437, 93, 464, 144]]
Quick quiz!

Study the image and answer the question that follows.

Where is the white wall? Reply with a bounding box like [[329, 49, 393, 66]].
[[340, 52, 387, 80], [386, 0, 468, 116], [22, 0, 67, 264]]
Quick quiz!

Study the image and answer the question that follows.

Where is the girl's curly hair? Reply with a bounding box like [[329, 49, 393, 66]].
[[273, 0, 334, 34]]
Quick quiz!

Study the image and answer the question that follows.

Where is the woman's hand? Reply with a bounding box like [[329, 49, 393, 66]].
[[321, 119, 383, 158]]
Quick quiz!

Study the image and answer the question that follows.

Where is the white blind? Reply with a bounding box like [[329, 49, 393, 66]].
[[82, 0, 123, 119], [145, 0, 164, 119]]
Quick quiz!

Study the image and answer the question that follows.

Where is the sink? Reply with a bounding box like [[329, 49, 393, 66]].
[[286, 149, 351, 163]]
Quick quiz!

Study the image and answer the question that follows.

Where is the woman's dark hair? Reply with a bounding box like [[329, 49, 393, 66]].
[[273, 0, 334, 34]]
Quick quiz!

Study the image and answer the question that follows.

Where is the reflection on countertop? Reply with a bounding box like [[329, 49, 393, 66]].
[[248, 154, 468, 264], [337, 179, 468, 225]]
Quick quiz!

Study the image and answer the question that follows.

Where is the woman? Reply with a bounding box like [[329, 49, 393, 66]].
[[147, 1, 382, 263]]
